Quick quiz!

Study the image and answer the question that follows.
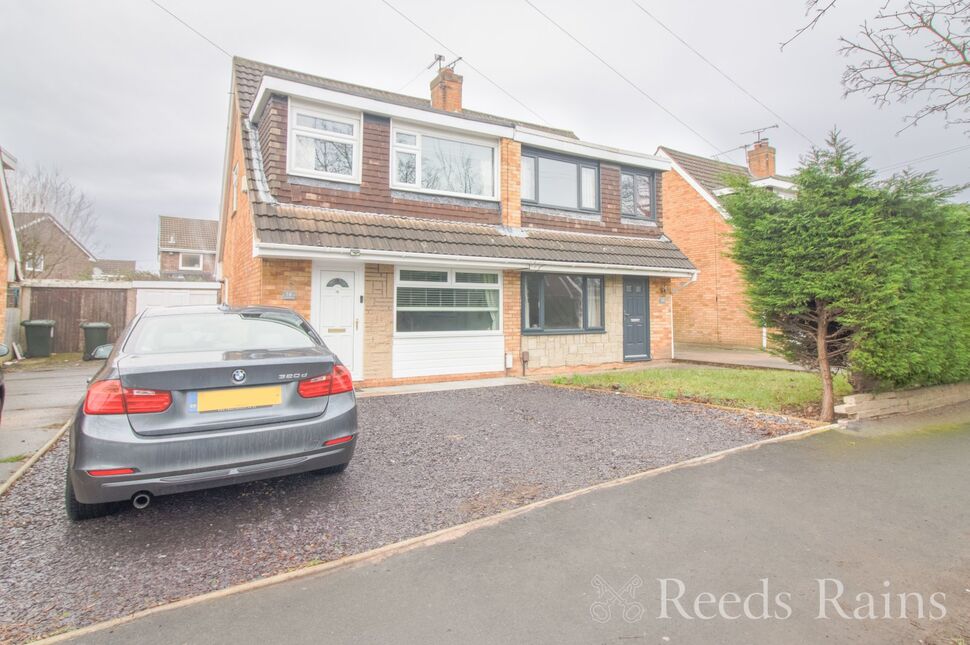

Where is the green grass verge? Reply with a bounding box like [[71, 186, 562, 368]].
[[551, 366, 852, 418], [0, 453, 30, 464]]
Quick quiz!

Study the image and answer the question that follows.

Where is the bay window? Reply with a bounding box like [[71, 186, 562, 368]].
[[620, 169, 656, 220], [521, 149, 599, 212], [523, 273, 605, 333], [396, 269, 501, 333], [288, 103, 360, 182], [392, 126, 497, 199]]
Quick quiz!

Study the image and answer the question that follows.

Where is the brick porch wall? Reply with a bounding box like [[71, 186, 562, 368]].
[[363, 263, 393, 381]]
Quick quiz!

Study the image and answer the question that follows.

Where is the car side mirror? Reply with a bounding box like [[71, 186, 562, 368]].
[[88, 344, 113, 361], [0, 344, 8, 357]]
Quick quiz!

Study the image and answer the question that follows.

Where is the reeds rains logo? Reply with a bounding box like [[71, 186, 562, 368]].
[[589, 576, 947, 623]]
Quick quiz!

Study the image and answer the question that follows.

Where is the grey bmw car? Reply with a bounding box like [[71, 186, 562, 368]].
[[66, 305, 358, 520]]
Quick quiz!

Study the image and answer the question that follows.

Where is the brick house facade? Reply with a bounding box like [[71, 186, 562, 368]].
[[158, 216, 218, 281], [0, 147, 21, 346], [219, 58, 696, 386], [658, 144, 794, 349]]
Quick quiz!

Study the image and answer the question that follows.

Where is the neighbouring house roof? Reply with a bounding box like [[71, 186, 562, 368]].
[[657, 147, 751, 194], [13, 211, 97, 261], [93, 259, 136, 275], [254, 204, 695, 273], [232, 57, 578, 140], [158, 216, 218, 252]]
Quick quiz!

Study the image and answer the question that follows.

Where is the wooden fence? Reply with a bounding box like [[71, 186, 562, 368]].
[[27, 286, 130, 353]]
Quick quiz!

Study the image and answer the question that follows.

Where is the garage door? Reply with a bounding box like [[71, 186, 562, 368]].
[[135, 289, 218, 313]]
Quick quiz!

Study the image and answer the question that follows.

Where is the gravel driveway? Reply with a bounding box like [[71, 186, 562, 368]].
[[0, 384, 810, 643]]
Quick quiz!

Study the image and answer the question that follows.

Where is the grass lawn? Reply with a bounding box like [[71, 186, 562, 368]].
[[551, 366, 852, 418]]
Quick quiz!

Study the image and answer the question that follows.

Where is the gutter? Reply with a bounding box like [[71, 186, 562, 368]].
[[254, 241, 698, 279]]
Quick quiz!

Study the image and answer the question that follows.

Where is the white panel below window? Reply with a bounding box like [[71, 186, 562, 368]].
[[392, 334, 504, 378]]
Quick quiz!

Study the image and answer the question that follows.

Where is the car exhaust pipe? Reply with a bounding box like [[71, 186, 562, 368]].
[[131, 492, 152, 510]]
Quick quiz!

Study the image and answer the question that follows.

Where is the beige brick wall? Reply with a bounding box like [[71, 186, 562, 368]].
[[662, 169, 763, 348], [503, 270, 521, 374], [649, 277, 673, 360], [363, 263, 393, 380], [500, 139, 522, 228], [523, 275, 624, 369]]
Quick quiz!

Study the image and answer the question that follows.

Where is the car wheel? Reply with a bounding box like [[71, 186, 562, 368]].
[[65, 469, 110, 521], [318, 462, 349, 476]]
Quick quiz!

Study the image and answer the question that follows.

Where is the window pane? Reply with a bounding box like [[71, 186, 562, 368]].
[[421, 135, 494, 196], [635, 174, 653, 218], [395, 131, 417, 146], [396, 310, 498, 332], [580, 166, 597, 209], [181, 253, 201, 269], [396, 151, 416, 185], [542, 274, 583, 329], [455, 272, 498, 284], [125, 313, 316, 355], [537, 157, 578, 209], [399, 269, 447, 283], [586, 277, 603, 328], [295, 135, 354, 176], [521, 156, 536, 201], [296, 113, 353, 136], [524, 274, 542, 329], [396, 287, 498, 308], [621, 173, 636, 215]]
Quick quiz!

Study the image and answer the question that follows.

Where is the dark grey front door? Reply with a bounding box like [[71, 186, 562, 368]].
[[623, 277, 650, 361]]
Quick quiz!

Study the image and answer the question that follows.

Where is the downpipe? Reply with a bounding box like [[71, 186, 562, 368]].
[[131, 492, 152, 510]]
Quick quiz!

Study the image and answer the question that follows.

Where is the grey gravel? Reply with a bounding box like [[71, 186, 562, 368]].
[[0, 384, 809, 643]]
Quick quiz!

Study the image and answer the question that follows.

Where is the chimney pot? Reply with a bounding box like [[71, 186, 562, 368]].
[[747, 139, 776, 179], [430, 67, 463, 113]]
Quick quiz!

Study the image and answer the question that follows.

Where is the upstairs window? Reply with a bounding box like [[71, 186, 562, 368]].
[[521, 149, 598, 213], [288, 103, 361, 182], [179, 253, 202, 271], [392, 126, 497, 199], [24, 253, 44, 273], [620, 169, 656, 220], [396, 268, 501, 333]]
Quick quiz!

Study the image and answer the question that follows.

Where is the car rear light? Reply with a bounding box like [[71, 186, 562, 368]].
[[123, 388, 172, 414], [323, 434, 355, 447], [87, 468, 137, 476], [84, 380, 172, 415], [298, 365, 354, 398], [84, 380, 126, 415]]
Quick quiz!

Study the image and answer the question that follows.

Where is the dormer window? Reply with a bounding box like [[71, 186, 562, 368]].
[[391, 124, 497, 199], [288, 101, 361, 183]]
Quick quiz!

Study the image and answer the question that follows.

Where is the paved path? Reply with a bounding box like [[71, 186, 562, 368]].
[[61, 403, 970, 645], [676, 342, 805, 371], [0, 365, 97, 482]]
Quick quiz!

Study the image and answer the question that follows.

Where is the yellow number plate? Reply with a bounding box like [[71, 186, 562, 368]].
[[196, 385, 282, 413]]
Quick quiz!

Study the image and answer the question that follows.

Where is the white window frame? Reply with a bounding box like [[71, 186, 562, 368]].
[[179, 252, 203, 271], [390, 120, 500, 201], [25, 254, 44, 272], [287, 99, 362, 184], [393, 267, 503, 337]]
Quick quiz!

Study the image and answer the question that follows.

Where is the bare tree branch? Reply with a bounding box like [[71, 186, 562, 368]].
[[780, 0, 840, 51]]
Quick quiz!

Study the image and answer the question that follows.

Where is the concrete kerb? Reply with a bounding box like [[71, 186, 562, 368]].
[[0, 419, 70, 497], [30, 421, 837, 644]]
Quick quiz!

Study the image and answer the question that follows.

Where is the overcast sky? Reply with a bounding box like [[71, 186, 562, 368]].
[[1, 0, 967, 270]]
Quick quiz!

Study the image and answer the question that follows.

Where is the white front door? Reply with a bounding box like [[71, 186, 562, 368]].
[[318, 270, 356, 373]]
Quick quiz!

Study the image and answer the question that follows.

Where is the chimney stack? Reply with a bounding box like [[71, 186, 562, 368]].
[[746, 139, 776, 178], [430, 66, 463, 113]]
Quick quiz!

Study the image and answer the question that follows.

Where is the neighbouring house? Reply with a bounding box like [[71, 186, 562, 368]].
[[0, 146, 22, 345], [657, 141, 794, 350], [92, 259, 137, 280], [218, 57, 696, 386], [158, 215, 218, 280], [13, 211, 98, 280]]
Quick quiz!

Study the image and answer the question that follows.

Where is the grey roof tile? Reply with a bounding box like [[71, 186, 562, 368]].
[[658, 146, 751, 194], [159, 216, 218, 252], [256, 205, 695, 272]]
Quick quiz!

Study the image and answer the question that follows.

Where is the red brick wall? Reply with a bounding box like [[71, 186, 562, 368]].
[[159, 251, 216, 280], [221, 99, 262, 307], [661, 170, 762, 348]]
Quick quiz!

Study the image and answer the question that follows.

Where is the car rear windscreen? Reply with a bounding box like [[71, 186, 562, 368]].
[[124, 312, 318, 355]]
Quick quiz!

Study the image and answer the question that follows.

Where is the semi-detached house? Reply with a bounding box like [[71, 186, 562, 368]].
[[218, 58, 697, 386]]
